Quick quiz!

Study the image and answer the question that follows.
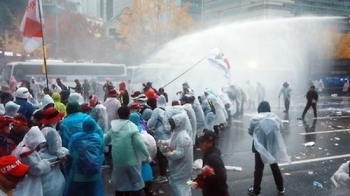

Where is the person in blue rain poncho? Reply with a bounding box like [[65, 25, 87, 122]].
[[147, 95, 171, 183], [130, 113, 155, 196], [65, 118, 105, 196], [40, 107, 68, 196], [59, 101, 103, 176], [247, 101, 290, 196], [158, 112, 193, 196], [104, 106, 151, 196], [12, 126, 51, 196], [199, 95, 215, 131]]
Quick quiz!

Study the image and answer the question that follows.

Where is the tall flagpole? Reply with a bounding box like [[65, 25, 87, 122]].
[[162, 55, 208, 88], [37, 0, 49, 89]]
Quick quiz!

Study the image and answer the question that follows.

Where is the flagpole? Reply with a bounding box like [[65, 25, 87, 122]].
[[37, 0, 49, 89], [162, 55, 208, 88]]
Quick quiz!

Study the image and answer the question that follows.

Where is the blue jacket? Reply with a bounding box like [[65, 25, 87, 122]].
[[15, 97, 35, 121]]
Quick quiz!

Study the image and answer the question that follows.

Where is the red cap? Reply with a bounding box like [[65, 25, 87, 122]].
[[41, 107, 64, 125], [0, 116, 14, 128], [0, 155, 29, 177]]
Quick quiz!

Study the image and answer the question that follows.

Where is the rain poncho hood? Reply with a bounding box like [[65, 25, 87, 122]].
[[41, 94, 54, 110], [164, 106, 192, 137], [147, 96, 171, 141], [68, 93, 84, 104], [14, 126, 46, 155], [52, 92, 66, 116], [5, 101, 20, 117], [157, 95, 167, 108], [248, 111, 290, 164]]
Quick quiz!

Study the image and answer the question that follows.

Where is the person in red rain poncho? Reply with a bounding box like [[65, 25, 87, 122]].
[[118, 82, 129, 106]]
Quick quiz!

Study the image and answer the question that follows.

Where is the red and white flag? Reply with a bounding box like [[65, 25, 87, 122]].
[[20, 0, 44, 53], [206, 47, 231, 79]]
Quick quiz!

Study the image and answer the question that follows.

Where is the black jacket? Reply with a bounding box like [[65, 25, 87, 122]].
[[202, 146, 229, 196], [306, 90, 318, 103]]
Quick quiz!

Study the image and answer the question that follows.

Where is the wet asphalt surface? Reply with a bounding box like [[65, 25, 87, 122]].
[[102, 96, 350, 196]]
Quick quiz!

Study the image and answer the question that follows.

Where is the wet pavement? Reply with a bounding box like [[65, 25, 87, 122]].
[[102, 96, 350, 196]]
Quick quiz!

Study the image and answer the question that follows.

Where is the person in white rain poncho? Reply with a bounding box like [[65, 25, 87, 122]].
[[180, 96, 197, 145], [147, 95, 171, 183], [12, 126, 51, 196], [30, 77, 42, 100], [247, 101, 290, 196], [218, 88, 236, 122], [4, 101, 20, 117], [189, 96, 205, 137], [40, 107, 68, 196], [278, 82, 292, 113], [228, 84, 243, 117], [89, 95, 108, 133], [41, 94, 55, 111], [331, 161, 350, 195], [103, 89, 121, 130], [204, 88, 227, 126], [158, 112, 193, 196]]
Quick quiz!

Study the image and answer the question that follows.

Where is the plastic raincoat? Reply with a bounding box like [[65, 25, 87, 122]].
[[90, 103, 108, 133], [248, 112, 290, 164], [60, 112, 102, 176], [40, 126, 68, 196], [204, 89, 227, 125], [161, 112, 193, 196], [228, 85, 242, 113], [41, 95, 54, 110], [130, 113, 154, 182], [103, 97, 121, 130], [279, 86, 292, 102], [218, 91, 236, 118], [182, 103, 197, 144], [147, 95, 171, 141], [30, 78, 42, 100], [12, 126, 51, 196], [52, 92, 67, 116], [164, 106, 192, 138], [65, 118, 105, 196], [4, 101, 20, 117], [331, 161, 350, 194], [192, 98, 205, 134], [104, 118, 149, 191], [9, 76, 17, 93], [200, 95, 215, 131], [68, 93, 84, 104]]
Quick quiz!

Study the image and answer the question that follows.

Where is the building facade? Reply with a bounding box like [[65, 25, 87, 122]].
[[203, 0, 350, 29]]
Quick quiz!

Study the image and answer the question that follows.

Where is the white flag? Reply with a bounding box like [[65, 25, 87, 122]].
[[206, 47, 231, 79], [20, 0, 44, 53]]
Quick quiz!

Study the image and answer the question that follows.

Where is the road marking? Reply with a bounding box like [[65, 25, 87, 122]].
[[279, 154, 350, 167], [300, 129, 350, 135]]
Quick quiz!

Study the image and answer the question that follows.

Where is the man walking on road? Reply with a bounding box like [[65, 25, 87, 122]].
[[300, 85, 318, 120], [247, 101, 290, 196]]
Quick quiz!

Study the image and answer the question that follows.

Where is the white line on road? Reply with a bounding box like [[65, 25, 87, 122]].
[[279, 154, 350, 167], [300, 129, 350, 135]]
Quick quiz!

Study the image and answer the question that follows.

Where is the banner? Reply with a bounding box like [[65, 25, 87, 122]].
[[20, 0, 43, 53], [206, 47, 231, 79]]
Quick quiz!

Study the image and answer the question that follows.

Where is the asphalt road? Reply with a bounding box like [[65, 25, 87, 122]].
[[102, 96, 350, 196]]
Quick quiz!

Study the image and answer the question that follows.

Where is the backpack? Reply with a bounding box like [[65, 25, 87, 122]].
[[75, 136, 102, 176]]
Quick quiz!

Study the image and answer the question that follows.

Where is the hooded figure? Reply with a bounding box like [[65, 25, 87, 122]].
[[41, 94, 55, 111], [147, 95, 170, 141], [159, 112, 193, 196], [30, 77, 42, 100], [228, 85, 243, 117], [68, 93, 84, 104], [4, 101, 20, 117], [89, 95, 108, 133], [12, 126, 51, 196], [103, 89, 121, 130], [218, 89, 236, 121], [40, 123, 68, 196], [278, 82, 292, 113], [180, 96, 197, 145], [59, 101, 102, 176], [104, 106, 150, 194], [65, 118, 105, 196], [130, 113, 155, 196], [9, 76, 17, 93], [200, 95, 215, 131], [247, 101, 290, 195], [52, 92, 67, 116], [204, 88, 227, 126]]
